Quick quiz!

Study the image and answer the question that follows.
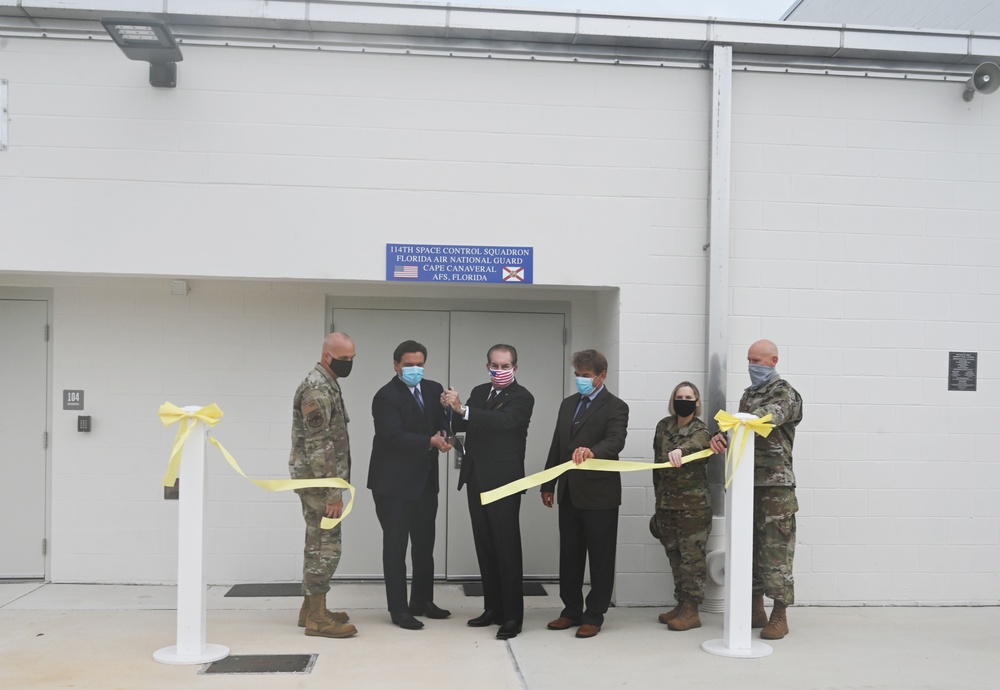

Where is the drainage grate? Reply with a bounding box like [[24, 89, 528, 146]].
[[463, 582, 548, 597], [225, 583, 300, 597], [200, 654, 317, 675]]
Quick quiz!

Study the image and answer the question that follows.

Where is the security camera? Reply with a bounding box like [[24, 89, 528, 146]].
[[963, 62, 1000, 102]]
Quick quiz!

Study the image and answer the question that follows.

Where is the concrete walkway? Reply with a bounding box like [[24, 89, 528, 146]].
[[1, 582, 997, 689]]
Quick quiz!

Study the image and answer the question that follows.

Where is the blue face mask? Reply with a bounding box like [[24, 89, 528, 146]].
[[575, 376, 596, 396], [400, 366, 424, 387]]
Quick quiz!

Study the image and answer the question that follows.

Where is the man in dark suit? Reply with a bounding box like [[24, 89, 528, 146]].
[[368, 340, 453, 630], [444, 343, 534, 640], [540, 349, 629, 639]]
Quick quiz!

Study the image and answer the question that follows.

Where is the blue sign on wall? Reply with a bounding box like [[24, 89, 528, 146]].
[[386, 244, 533, 284]]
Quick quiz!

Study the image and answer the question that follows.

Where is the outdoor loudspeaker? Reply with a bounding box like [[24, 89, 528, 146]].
[[963, 62, 1000, 101]]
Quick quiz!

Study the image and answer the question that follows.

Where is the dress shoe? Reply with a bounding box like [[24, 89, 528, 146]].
[[575, 623, 601, 638], [546, 616, 581, 630], [390, 613, 424, 630], [410, 602, 451, 619], [496, 620, 522, 640], [468, 610, 500, 627]]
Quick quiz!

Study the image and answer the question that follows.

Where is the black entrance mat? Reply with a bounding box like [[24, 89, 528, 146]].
[[225, 583, 301, 598], [200, 654, 316, 675], [462, 581, 548, 597]]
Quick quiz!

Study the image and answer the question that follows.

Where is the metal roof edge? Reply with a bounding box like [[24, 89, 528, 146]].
[[1, 1, 998, 67]]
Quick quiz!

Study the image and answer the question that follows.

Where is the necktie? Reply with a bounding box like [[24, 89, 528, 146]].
[[413, 387, 425, 411], [573, 395, 590, 425], [487, 389, 498, 404]]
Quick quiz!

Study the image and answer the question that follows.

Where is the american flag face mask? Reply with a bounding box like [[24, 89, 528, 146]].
[[489, 368, 515, 388]]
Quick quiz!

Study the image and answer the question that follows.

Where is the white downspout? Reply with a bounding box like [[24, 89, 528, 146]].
[[702, 43, 732, 614]]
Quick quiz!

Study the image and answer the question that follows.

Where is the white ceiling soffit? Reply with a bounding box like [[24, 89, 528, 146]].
[[1, 1, 998, 69], [783, 0, 1000, 35]]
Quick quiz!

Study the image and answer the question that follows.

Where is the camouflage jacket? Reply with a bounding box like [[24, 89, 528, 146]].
[[288, 363, 352, 505], [652, 415, 711, 511], [739, 375, 802, 487]]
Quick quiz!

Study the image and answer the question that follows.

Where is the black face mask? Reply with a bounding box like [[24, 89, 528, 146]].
[[674, 399, 697, 418], [329, 358, 353, 378]]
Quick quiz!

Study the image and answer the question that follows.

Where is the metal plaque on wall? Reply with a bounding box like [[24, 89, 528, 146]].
[[948, 352, 977, 391], [63, 390, 84, 410]]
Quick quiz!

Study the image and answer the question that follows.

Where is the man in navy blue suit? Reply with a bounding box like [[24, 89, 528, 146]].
[[368, 340, 453, 630], [445, 343, 534, 640]]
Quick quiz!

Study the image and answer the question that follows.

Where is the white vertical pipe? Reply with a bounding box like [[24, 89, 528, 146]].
[[702, 414, 772, 658], [706, 43, 732, 511], [154, 406, 229, 665]]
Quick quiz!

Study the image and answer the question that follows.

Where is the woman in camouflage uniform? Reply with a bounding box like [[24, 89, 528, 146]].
[[650, 381, 712, 631]]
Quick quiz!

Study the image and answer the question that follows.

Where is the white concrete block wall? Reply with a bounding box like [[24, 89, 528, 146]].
[[1, 33, 997, 605], [3, 37, 714, 594], [1, 36, 707, 289], [731, 71, 1000, 604], [1, 274, 616, 583], [43, 277, 326, 583]]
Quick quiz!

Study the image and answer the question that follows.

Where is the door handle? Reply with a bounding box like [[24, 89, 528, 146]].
[[451, 434, 465, 470]]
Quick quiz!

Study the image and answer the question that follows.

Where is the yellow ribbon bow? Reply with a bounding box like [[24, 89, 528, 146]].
[[159, 402, 223, 488], [158, 402, 355, 529], [713, 410, 774, 488]]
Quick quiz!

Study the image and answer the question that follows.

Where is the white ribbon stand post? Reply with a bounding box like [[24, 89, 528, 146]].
[[702, 412, 773, 659], [154, 406, 230, 665]]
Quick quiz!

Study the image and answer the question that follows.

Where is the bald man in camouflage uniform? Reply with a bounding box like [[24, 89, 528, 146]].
[[711, 339, 802, 640], [289, 331, 358, 638]]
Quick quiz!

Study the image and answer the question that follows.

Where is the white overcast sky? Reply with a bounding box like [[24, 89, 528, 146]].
[[445, 1, 797, 21]]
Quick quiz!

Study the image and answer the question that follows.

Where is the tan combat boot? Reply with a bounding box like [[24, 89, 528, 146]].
[[304, 594, 357, 638], [657, 602, 682, 624], [760, 600, 788, 640], [751, 592, 768, 629], [298, 594, 350, 627], [667, 599, 702, 631]]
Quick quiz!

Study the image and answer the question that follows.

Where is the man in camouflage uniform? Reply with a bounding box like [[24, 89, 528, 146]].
[[288, 331, 358, 639], [711, 339, 802, 640]]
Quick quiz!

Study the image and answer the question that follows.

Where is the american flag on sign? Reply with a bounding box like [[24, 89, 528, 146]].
[[502, 267, 524, 282], [393, 265, 419, 279]]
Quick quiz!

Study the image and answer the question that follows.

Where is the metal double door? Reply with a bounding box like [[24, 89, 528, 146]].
[[331, 308, 565, 579]]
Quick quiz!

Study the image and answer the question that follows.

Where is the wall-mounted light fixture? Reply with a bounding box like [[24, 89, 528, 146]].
[[101, 19, 183, 88], [963, 62, 1000, 102]]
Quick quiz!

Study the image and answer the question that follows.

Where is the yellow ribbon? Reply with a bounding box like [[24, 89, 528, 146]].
[[158, 402, 354, 529], [480, 449, 714, 505], [713, 410, 774, 489], [159, 402, 223, 488]]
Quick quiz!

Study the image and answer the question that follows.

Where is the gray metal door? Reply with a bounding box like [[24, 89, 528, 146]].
[[330, 308, 451, 577], [0, 300, 48, 578], [330, 307, 564, 579], [445, 311, 564, 579]]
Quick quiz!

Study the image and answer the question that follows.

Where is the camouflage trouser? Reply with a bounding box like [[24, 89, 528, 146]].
[[652, 507, 712, 604], [300, 493, 343, 596], [753, 486, 798, 605]]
